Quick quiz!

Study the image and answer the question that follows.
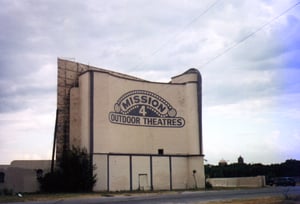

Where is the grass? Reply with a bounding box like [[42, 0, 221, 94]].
[[1, 192, 300, 203], [0, 192, 101, 203], [207, 195, 300, 204], [0, 190, 166, 203], [207, 197, 282, 204]]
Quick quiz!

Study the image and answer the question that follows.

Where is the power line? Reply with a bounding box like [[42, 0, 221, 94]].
[[150, 1, 300, 96], [131, 0, 221, 71], [150, 0, 220, 57], [199, 1, 300, 68]]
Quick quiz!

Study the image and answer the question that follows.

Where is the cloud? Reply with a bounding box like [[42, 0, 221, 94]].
[[0, 107, 55, 163], [0, 61, 56, 113], [0, 0, 299, 164]]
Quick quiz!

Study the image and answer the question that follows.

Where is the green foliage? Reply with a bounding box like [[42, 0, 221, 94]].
[[205, 181, 213, 189], [0, 188, 13, 196], [39, 147, 96, 192], [205, 159, 300, 179]]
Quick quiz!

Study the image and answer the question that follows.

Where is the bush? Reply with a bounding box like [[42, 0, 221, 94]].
[[39, 171, 64, 192], [39, 147, 96, 192], [205, 181, 213, 189], [0, 188, 13, 196]]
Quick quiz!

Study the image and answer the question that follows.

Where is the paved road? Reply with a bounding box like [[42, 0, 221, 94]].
[[6, 186, 300, 204]]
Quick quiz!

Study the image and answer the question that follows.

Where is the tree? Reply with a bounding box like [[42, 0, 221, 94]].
[[205, 159, 300, 179], [39, 147, 96, 192]]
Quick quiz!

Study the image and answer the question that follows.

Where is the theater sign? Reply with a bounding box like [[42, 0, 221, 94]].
[[58, 58, 205, 192], [109, 90, 185, 128]]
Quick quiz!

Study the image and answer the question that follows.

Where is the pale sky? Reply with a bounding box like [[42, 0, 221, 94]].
[[0, 0, 300, 165]]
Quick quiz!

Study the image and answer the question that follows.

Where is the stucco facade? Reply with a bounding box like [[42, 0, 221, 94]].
[[0, 160, 51, 193], [206, 176, 266, 188], [58, 58, 205, 191]]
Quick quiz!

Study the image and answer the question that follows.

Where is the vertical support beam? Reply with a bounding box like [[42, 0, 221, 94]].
[[89, 71, 94, 156], [63, 62, 68, 154], [196, 71, 203, 155], [169, 156, 173, 190], [129, 155, 132, 191], [51, 109, 59, 173], [107, 154, 110, 192], [150, 155, 153, 190], [89, 71, 94, 187]]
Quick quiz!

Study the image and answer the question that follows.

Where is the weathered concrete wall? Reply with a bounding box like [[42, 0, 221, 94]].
[[56, 59, 90, 161], [206, 176, 266, 188], [0, 160, 51, 193], [76, 68, 205, 191], [93, 155, 108, 191], [69, 88, 81, 147], [80, 70, 201, 155], [56, 58, 145, 161], [60, 59, 205, 191], [92, 155, 204, 192], [132, 156, 151, 190]]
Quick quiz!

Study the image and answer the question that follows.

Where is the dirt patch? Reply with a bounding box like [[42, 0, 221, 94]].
[[207, 196, 300, 204], [0, 191, 169, 203], [0, 193, 101, 203]]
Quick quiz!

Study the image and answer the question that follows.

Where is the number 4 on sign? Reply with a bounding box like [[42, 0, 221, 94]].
[[139, 105, 147, 116]]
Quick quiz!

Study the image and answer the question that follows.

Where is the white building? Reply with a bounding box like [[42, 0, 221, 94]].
[[58, 59, 205, 191], [0, 160, 51, 193]]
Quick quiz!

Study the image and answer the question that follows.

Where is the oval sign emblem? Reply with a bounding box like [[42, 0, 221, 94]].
[[109, 90, 185, 128]]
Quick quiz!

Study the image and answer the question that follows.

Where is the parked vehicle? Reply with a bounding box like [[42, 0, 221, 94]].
[[266, 178, 274, 186], [273, 177, 296, 186]]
